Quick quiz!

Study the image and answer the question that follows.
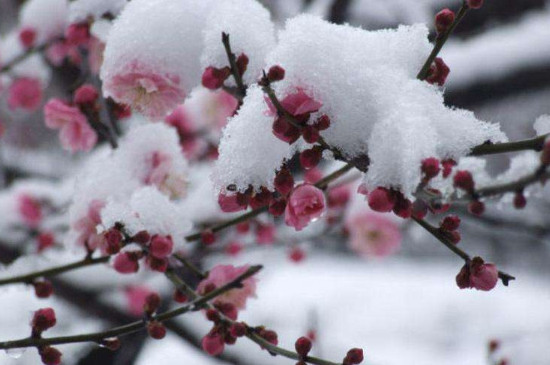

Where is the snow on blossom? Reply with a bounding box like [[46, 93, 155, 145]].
[[346, 211, 402, 258], [215, 16, 506, 195], [69, 0, 127, 22], [67, 123, 190, 250], [201, 0, 276, 86], [19, 0, 69, 45], [100, 0, 214, 119], [197, 264, 257, 310]]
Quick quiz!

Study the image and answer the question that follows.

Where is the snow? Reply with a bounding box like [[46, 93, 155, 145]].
[[69, 0, 127, 22], [215, 15, 506, 195], [201, 0, 276, 86], [100, 0, 214, 103], [19, 0, 69, 44], [214, 85, 300, 192], [533, 115, 550, 136]]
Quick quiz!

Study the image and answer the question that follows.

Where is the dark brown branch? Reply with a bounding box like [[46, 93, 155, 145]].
[[469, 134, 548, 156], [222, 33, 247, 99]]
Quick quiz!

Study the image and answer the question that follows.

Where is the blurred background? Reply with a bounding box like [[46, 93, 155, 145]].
[[1, 0, 549, 364]]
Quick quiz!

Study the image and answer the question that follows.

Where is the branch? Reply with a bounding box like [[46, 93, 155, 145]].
[[469, 134, 548, 156], [0, 256, 110, 286], [0, 39, 59, 74], [166, 266, 342, 365], [222, 32, 247, 99], [417, 2, 469, 80], [0, 265, 262, 350], [412, 217, 515, 286]]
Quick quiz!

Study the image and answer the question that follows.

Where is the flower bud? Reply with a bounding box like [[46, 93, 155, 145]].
[[267, 65, 285, 82], [453, 170, 475, 192], [202, 67, 231, 90], [440, 215, 460, 231], [368, 188, 395, 213], [435, 9, 455, 34], [343, 348, 364, 365], [274, 168, 295, 196], [421, 157, 441, 180], [39, 346, 62, 365], [149, 235, 173, 258], [229, 322, 247, 338], [147, 321, 166, 340], [32, 308, 57, 334], [295, 336, 312, 358], [34, 280, 54, 299], [468, 200, 485, 216]]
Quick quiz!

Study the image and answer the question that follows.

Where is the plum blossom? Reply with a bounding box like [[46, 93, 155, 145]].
[[103, 61, 186, 120], [456, 257, 499, 291], [18, 194, 43, 227], [72, 200, 105, 251], [197, 265, 257, 311], [346, 212, 402, 258], [285, 184, 326, 231], [44, 98, 98, 152], [7, 77, 43, 111], [143, 151, 187, 199], [125, 286, 154, 316]]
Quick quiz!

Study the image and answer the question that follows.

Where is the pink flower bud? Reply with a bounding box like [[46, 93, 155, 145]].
[[132, 231, 151, 244], [285, 184, 326, 231], [260, 329, 278, 345], [300, 147, 322, 170], [147, 256, 168, 272], [74, 84, 99, 105], [274, 168, 295, 196], [202, 66, 231, 90], [32, 308, 57, 334], [344, 348, 364, 365], [467, 0, 483, 9], [18, 194, 42, 228], [440, 215, 461, 231], [149, 235, 173, 258], [289, 247, 306, 263], [225, 241, 243, 256], [104, 229, 123, 254], [19, 27, 36, 48], [435, 9, 455, 34], [113, 252, 139, 274], [34, 280, 54, 299], [469, 257, 498, 291], [468, 200, 485, 216], [39, 346, 62, 365], [267, 65, 285, 82], [442, 159, 457, 178], [295, 336, 312, 358], [367, 188, 395, 213], [421, 157, 441, 180], [272, 117, 301, 144], [453, 170, 475, 192], [202, 332, 225, 355], [302, 125, 320, 143], [218, 192, 248, 212], [147, 321, 166, 339]]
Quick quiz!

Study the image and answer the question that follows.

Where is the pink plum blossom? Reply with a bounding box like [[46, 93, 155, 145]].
[[18, 194, 42, 227], [73, 200, 105, 251], [103, 61, 186, 120], [197, 265, 256, 311], [45, 41, 82, 66], [346, 211, 402, 258], [266, 88, 322, 118], [8, 78, 43, 111], [125, 286, 154, 316], [456, 257, 498, 291], [285, 184, 326, 231], [44, 99, 97, 152], [143, 151, 187, 198]]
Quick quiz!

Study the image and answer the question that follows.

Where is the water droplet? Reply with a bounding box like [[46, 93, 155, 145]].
[[5, 348, 26, 359]]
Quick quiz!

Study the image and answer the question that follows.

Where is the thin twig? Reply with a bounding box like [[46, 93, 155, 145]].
[[412, 217, 515, 286], [0, 266, 262, 350], [222, 32, 247, 99], [470, 134, 548, 156]]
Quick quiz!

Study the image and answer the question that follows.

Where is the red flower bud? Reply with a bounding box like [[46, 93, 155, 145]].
[[201, 230, 216, 245], [131, 230, 151, 244], [435, 9, 455, 34], [34, 280, 54, 299], [421, 157, 441, 180], [143, 293, 161, 315], [302, 125, 320, 144], [426, 57, 450, 86], [468, 200, 485, 216], [202, 67, 231, 90], [269, 197, 287, 216], [315, 115, 331, 131], [368, 188, 395, 212], [274, 168, 295, 196], [343, 348, 364, 365], [19, 27, 36, 48], [513, 191, 526, 209], [149, 235, 173, 258], [442, 159, 456, 178], [173, 290, 188, 303], [113, 252, 139, 274], [202, 332, 225, 356], [300, 147, 322, 170], [229, 322, 247, 337], [32, 308, 57, 334], [440, 215, 461, 231], [453, 170, 475, 192], [467, 0, 483, 9], [289, 247, 306, 263], [236, 53, 249, 76], [267, 65, 285, 82], [295, 336, 312, 358], [147, 321, 166, 340], [39, 346, 62, 365]]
